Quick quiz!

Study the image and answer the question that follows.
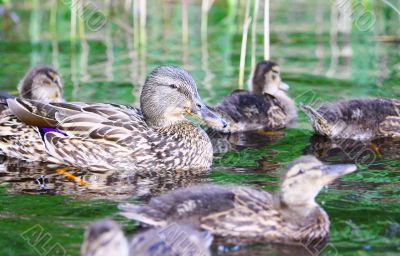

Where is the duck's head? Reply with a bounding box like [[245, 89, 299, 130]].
[[251, 60, 289, 96], [279, 155, 356, 208], [81, 219, 129, 256], [18, 66, 64, 103], [140, 65, 227, 129]]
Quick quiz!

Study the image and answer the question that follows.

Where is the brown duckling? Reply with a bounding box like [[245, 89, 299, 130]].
[[17, 65, 64, 102], [301, 98, 400, 140], [119, 156, 357, 244], [206, 61, 297, 133], [81, 219, 213, 256], [0, 66, 64, 116]]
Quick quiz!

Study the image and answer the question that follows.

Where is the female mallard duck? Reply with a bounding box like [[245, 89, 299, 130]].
[[0, 66, 64, 115], [118, 156, 356, 244], [301, 98, 400, 140], [206, 61, 297, 133], [81, 219, 213, 256], [0, 66, 226, 171]]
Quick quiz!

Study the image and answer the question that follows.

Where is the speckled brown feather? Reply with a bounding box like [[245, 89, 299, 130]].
[[119, 184, 329, 243], [302, 98, 400, 140], [210, 91, 287, 133], [0, 98, 213, 171]]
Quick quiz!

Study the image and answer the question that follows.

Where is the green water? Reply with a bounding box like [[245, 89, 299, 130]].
[[0, 0, 399, 255]]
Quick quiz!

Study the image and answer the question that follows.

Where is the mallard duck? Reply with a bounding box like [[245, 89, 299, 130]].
[[0, 66, 226, 171], [206, 61, 297, 133], [119, 156, 356, 243], [0, 66, 64, 116], [81, 219, 213, 256], [301, 98, 400, 140], [118, 156, 357, 244]]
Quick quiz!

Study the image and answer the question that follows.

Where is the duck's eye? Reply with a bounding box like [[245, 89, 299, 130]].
[[196, 104, 202, 109], [169, 84, 178, 89], [298, 168, 305, 174]]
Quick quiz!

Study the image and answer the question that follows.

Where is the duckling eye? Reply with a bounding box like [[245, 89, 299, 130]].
[[169, 84, 178, 89]]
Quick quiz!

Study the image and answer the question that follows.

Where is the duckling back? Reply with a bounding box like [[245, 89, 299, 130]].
[[212, 90, 288, 133], [302, 98, 400, 140]]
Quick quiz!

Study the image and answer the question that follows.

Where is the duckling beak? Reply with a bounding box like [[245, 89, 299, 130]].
[[279, 82, 290, 91], [190, 101, 227, 129], [320, 163, 357, 185]]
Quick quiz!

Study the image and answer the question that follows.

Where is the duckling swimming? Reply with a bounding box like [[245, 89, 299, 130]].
[[18, 65, 64, 103], [301, 98, 400, 140], [0, 66, 64, 116], [206, 61, 297, 133], [81, 219, 213, 256], [119, 156, 357, 244], [0, 66, 226, 171]]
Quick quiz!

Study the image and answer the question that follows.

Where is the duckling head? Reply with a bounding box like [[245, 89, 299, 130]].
[[279, 155, 356, 208], [18, 66, 64, 103], [251, 60, 289, 96], [81, 219, 129, 256], [140, 65, 227, 129]]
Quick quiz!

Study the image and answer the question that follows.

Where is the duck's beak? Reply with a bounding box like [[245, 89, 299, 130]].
[[320, 163, 357, 185], [279, 82, 290, 91], [189, 100, 227, 129]]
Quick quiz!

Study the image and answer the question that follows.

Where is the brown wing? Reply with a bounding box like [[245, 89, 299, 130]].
[[200, 187, 285, 239], [5, 98, 156, 169], [119, 185, 238, 227], [379, 116, 400, 137], [216, 91, 286, 130]]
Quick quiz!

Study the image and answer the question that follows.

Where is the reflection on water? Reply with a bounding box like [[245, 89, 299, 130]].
[[305, 134, 400, 164], [0, 157, 207, 201]]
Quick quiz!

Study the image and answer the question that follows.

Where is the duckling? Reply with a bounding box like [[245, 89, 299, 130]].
[[206, 61, 297, 133], [301, 98, 400, 140], [0, 66, 64, 116], [0, 66, 226, 171], [81, 219, 213, 256], [119, 156, 357, 244], [17, 65, 64, 103]]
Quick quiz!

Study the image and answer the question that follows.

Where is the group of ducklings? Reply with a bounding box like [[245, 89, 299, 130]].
[[0, 61, 398, 255]]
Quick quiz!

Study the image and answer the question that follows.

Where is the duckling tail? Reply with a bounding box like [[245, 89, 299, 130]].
[[118, 203, 167, 227], [300, 103, 331, 136]]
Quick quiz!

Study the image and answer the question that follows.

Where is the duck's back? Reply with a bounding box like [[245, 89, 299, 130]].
[[215, 90, 286, 132], [318, 98, 399, 125]]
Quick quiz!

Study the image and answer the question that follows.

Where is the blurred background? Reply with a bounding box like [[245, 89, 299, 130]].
[[0, 1, 399, 255]]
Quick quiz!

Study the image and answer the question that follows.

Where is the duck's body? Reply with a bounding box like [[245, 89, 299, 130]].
[[81, 219, 213, 256], [119, 156, 357, 244], [0, 66, 225, 171], [301, 98, 400, 140], [207, 61, 297, 133]]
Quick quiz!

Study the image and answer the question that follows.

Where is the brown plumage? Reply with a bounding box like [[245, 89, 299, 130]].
[[0, 66, 226, 172], [205, 61, 297, 133], [81, 219, 213, 256], [301, 98, 400, 140], [17, 65, 64, 102], [0, 65, 64, 116], [119, 156, 357, 244]]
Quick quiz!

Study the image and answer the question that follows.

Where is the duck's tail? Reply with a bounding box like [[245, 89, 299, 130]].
[[300, 103, 331, 136], [118, 203, 167, 227]]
